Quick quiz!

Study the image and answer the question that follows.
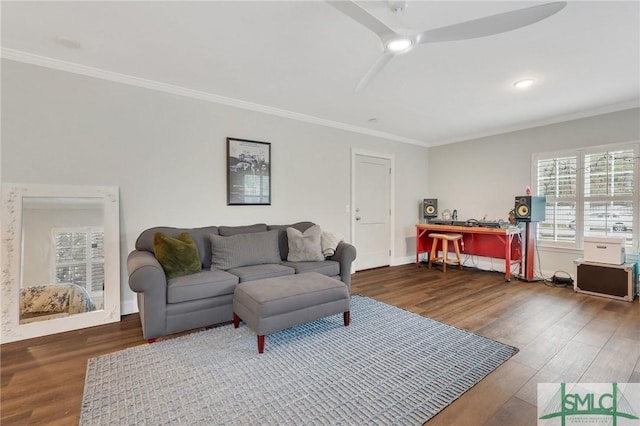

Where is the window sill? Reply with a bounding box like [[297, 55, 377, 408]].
[[537, 244, 582, 256]]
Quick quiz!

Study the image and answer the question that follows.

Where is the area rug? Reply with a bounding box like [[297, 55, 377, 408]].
[[80, 295, 517, 425]]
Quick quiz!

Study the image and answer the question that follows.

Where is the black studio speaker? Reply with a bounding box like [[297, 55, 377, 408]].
[[514, 196, 546, 222], [423, 199, 438, 219]]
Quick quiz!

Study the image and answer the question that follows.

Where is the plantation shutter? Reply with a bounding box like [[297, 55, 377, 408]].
[[53, 227, 105, 296], [535, 155, 578, 244], [582, 149, 635, 243], [534, 143, 638, 251], [90, 231, 105, 293]]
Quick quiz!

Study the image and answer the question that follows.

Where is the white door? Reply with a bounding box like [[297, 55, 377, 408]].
[[354, 154, 391, 270]]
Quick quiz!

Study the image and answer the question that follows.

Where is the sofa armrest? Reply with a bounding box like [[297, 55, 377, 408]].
[[328, 241, 357, 290], [127, 251, 166, 293], [127, 250, 168, 340]]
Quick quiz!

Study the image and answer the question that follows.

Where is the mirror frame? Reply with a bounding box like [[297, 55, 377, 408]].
[[1, 183, 121, 343]]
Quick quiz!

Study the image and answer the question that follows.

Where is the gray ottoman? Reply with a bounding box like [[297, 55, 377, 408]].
[[233, 272, 350, 353]]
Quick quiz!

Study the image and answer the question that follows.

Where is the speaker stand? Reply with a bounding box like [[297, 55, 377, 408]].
[[519, 222, 543, 282]]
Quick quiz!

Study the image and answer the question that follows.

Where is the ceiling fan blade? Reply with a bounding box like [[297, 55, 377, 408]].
[[356, 53, 394, 92], [326, 1, 396, 41], [418, 2, 567, 44]]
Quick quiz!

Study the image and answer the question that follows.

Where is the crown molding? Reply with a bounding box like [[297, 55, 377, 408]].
[[429, 100, 640, 147], [0, 48, 430, 148], [4, 48, 634, 149]]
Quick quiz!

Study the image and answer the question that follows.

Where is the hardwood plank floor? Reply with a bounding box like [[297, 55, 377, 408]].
[[1, 263, 638, 425]]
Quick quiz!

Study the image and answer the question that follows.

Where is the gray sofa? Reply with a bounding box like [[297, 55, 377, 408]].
[[127, 222, 356, 341]]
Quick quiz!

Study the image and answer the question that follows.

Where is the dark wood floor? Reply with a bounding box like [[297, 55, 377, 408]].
[[2, 264, 639, 425]]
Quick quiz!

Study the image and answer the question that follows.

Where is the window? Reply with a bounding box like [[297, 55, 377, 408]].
[[533, 143, 639, 252], [52, 227, 105, 301]]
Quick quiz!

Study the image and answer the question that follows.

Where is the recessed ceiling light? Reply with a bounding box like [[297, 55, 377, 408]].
[[513, 79, 535, 89], [55, 37, 81, 49], [386, 38, 412, 53]]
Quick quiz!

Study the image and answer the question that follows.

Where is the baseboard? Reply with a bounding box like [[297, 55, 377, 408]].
[[401, 253, 560, 283], [392, 255, 415, 266]]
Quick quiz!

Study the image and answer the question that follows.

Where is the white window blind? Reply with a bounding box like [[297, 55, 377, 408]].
[[534, 143, 639, 252], [53, 227, 105, 296]]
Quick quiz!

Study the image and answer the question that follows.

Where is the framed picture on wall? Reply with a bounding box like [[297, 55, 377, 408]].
[[227, 137, 271, 205]]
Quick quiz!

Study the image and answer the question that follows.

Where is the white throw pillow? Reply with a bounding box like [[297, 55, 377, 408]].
[[321, 231, 344, 257], [287, 225, 324, 262]]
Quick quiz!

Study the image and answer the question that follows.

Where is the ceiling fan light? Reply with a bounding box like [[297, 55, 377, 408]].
[[386, 38, 412, 53], [513, 79, 535, 89]]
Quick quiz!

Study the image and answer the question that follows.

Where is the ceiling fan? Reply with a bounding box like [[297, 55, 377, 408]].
[[327, 1, 567, 91]]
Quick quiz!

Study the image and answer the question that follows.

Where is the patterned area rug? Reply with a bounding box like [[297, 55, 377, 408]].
[[81, 295, 517, 425]]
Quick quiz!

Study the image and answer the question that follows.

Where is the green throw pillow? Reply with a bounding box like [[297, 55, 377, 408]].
[[153, 232, 202, 279]]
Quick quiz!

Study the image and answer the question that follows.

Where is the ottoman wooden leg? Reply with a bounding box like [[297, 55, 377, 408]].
[[344, 311, 350, 326], [257, 335, 265, 354], [233, 313, 240, 328]]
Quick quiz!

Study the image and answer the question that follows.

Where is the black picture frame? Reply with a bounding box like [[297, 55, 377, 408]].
[[227, 137, 271, 205]]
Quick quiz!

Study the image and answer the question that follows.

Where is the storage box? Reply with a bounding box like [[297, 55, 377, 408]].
[[576, 261, 636, 302], [583, 237, 625, 265]]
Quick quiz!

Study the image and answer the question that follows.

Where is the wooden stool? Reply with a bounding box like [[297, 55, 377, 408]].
[[428, 233, 463, 272]]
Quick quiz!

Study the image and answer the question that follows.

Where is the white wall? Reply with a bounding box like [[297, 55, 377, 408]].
[[1, 59, 430, 314], [428, 108, 640, 279]]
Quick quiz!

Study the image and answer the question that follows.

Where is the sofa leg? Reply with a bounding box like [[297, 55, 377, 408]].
[[344, 311, 350, 326], [257, 335, 265, 354], [233, 313, 240, 328]]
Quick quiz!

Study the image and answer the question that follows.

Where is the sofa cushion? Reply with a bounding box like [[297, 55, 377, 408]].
[[268, 222, 315, 261], [211, 229, 281, 270], [167, 270, 239, 304], [281, 260, 340, 277], [287, 225, 324, 262], [219, 223, 267, 236], [153, 232, 202, 279], [228, 264, 295, 282], [136, 226, 219, 268]]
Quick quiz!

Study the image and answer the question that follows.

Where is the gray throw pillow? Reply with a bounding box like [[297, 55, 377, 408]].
[[287, 225, 324, 262], [210, 229, 281, 270]]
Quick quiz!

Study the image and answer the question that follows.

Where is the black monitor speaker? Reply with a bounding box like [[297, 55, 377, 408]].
[[423, 199, 438, 219], [514, 195, 546, 222]]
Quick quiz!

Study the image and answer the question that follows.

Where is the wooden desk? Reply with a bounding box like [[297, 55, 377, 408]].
[[416, 224, 524, 281]]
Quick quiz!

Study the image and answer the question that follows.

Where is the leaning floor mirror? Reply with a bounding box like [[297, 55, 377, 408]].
[[1, 183, 121, 343]]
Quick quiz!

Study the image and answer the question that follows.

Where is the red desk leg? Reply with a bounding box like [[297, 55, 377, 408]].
[[504, 234, 511, 282], [416, 229, 429, 265], [416, 229, 420, 265]]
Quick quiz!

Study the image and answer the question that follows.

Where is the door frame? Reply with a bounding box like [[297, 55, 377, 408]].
[[351, 149, 395, 270]]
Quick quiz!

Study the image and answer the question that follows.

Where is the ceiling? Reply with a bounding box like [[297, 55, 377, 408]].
[[1, 1, 639, 147]]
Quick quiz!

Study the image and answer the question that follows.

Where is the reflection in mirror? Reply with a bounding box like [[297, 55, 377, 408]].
[[20, 197, 104, 324], [1, 184, 120, 343]]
